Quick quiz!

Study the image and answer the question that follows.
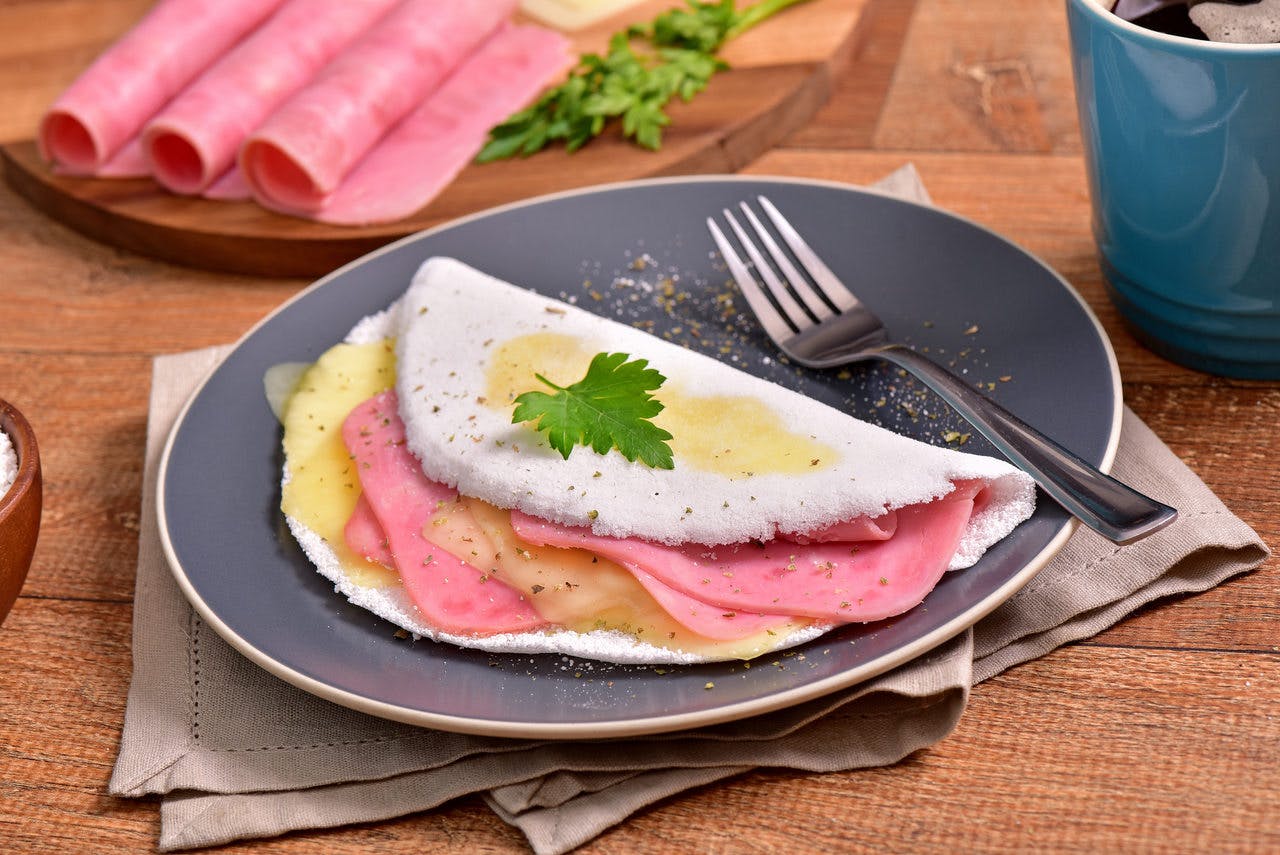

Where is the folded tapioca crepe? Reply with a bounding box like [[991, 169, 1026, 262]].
[[279, 257, 1036, 663]]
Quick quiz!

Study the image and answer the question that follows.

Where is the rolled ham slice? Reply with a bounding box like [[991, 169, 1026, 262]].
[[142, 0, 399, 195], [240, 0, 516, 214], [39, 0, 286, 175], [298, 23, 572, 225]]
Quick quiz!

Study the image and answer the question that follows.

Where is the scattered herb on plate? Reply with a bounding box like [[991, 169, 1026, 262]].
[[511, 352, 675, 469], [477, 0, 814, 160]]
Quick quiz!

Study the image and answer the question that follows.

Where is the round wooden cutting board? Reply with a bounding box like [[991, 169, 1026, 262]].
[[0, 0, 869, 277]]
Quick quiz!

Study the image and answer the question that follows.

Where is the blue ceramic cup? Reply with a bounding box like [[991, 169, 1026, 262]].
[[1067, 0, 1280, 378]]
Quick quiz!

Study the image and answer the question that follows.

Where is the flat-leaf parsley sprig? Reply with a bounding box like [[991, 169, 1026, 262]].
[[511, 352, 675, 470], [477, 0, 814, 161]]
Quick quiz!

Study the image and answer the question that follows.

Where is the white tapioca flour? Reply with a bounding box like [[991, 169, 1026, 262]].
[[0, 429, 16, 499]]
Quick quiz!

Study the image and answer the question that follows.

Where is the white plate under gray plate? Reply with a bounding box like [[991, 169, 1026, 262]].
[[158, 176, 1121, 739]]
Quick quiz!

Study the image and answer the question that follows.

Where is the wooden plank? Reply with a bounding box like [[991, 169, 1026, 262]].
[[579, 646, 1280, 853], [872, 0, 1083, 154], [783, 0, 919, 149], [2, 602, 1275, 852], [0, 180, 300, 355], [0, 353, 150, 603]]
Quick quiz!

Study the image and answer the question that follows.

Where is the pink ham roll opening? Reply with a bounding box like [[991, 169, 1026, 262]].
[[241, 0, 516, 213], [143, 0, 399, 195], [241, 139, 324, 210], [40, 113, 97, 174], [39, 0, 286, 175], [146, 131, 204, 191]]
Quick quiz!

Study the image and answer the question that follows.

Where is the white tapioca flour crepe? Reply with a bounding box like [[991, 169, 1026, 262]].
[[280, 257, 1036, 664], [394, 258, 1035, 566]]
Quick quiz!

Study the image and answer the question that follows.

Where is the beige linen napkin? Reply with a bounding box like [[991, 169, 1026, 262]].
[[109, 175, 1269, 854]]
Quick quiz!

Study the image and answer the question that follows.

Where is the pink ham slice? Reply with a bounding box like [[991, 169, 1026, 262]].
[[345, 495, 395, 568], [298, 23, 572, 225], [39, 0, 286, 175], [142, 0, 399, 195], [786, 513, 897, 544], [202, 166, 253, 201], [623, 566, 797, 641], [511, 481, 987, 624], [343, 391, 545, 636], [240, 0, 516, 214], [95, 138, 150, 179]]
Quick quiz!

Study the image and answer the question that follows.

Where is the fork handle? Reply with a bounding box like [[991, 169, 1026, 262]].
[[875, 344, 1177, 543]]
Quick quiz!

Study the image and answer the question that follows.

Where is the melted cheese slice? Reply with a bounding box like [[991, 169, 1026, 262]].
[[280, 340, 397, 588]]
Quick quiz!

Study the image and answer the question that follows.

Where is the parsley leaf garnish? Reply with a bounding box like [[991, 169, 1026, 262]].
[[477, 0, 812, 161], [511, 352, 675, 470]]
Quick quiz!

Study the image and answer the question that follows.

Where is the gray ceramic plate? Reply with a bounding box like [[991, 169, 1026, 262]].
[[158, 176, 1121, 739]]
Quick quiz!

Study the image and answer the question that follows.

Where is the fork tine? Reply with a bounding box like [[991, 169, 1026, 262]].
[[706, 217, 795, 345], [738, 202, 833, 321], [721, 208, 813, 330], [757, 196, 861, 312]]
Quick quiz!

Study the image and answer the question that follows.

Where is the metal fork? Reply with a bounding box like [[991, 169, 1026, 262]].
[[707, 197, 1177, 544]]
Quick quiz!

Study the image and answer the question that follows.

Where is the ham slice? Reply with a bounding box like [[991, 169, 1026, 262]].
[[621, 566, 797, 641], [202, 166, 253, 201], [788, 514, 898, 544], [39, 0, 286, 175], [344, 496, 394, 568], [240, 0, 516, 214], [343, 391, 544, 636], [143, 0, 399, 195], [94, 137, 150, 179], [510, 481, 987, 624], [298, 23, 573, 225]]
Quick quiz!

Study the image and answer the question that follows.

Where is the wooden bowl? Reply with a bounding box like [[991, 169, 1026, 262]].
[[0, 399, 41, 626]]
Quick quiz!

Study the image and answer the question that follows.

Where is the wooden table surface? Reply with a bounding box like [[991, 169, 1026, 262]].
[[1, 0, 1276, 852]]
